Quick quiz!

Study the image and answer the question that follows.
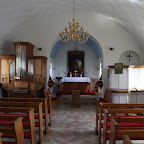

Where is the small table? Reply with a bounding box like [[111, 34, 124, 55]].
[[71, 90, 81, 108]]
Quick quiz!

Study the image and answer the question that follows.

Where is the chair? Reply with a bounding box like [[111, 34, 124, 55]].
[[106, 89, 111, 103], [98, 88, 108, 102]]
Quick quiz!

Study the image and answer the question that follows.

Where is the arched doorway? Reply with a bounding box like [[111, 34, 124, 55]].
[[50, 35, 103, 91]]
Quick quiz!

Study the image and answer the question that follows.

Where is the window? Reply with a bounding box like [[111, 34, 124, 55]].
[[50, 63, 53, 78], [99, 63, 102, 78]]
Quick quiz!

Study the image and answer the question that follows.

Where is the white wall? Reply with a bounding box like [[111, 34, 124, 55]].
[[4, 12, 142, 90], [0, 49, 9, 56]]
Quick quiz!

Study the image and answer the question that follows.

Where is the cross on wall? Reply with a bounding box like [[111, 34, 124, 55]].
[[127, 52, 133, 62]]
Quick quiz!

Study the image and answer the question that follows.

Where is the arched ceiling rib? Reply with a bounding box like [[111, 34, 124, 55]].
[[0, 0, 144, 49]]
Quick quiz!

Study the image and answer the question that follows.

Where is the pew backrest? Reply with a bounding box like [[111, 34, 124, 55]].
[[104, 88, 108, 100], [0, 101, 43, 143], [103, 108, 144, 144], [0, 117, 24, 144], [0, 132, 2, 144], [0, 107, 35, 144], [0, 97, 49, 133], [109, 118, 144, 144]]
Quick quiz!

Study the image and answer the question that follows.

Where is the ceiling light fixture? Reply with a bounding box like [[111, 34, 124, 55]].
[[59, 0, 89, 43]]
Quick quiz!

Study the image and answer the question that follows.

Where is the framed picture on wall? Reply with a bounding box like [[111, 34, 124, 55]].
[[67, 51, 84, 73]]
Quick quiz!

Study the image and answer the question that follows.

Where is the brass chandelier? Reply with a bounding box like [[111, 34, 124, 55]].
[[59, 0, 89, 43]]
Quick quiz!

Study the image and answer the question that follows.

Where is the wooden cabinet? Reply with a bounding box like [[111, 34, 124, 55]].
[[0, 42, 47, 98]]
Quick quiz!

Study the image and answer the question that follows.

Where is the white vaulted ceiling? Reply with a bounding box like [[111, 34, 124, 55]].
[[0, 0, 144, 50]]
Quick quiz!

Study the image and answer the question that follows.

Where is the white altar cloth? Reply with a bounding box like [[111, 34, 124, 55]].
[[61, 77, 90, 83]]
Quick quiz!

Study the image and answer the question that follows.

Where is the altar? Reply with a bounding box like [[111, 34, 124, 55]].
[[61, 77, 90, 92]]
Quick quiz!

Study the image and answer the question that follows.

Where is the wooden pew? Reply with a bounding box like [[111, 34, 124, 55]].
[[97, 88, 108, 102], [98, 103, 144, 143], [0, 117, 24, 144], [109, 118, 144, 144], [0, 133, 2, 144], [47, 87, 59, 109], [44, 89, 52, 125], [103, 109, 144, 144], [122, 135, 133, 144], [96, 88, 111, 135], [0, 98, 50, 132], [0, 97, 50, 130], [0, 132, 3, 144], [0, 107, 35, 144], [0, 101, 43, 143]]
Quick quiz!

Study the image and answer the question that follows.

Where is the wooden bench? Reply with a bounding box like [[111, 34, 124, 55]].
[[109, 118, 144, 144], [96, 88, 111, 134], [44, 89, 52, 125], [103, 109, 144, 144], [122, 135, 133, 144], [0, 132, 2, 144], [0, 98, 47, 131], [0, 107, 35, 144], [0, 101, 43, 143], [98, 103, 144, 143], [47, 87, 59, 109], [0, 117, 24, 144], [0, 97, 50, 130]]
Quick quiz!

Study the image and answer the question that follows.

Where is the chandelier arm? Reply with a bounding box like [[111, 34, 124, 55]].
[[73, 0, 75, 20]]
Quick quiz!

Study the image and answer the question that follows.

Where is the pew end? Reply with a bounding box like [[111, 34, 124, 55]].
[[122, 135, 133, 144]]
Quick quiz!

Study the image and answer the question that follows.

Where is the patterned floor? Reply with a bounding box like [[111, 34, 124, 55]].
[[42, 95, 144, 144], [42, 95, 99, 144]]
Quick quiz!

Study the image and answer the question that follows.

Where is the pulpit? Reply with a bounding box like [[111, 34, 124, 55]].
[[109, 65, 144, 103]]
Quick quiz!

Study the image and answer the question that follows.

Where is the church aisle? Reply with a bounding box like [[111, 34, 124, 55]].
[[42, 100, 98, 144]]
